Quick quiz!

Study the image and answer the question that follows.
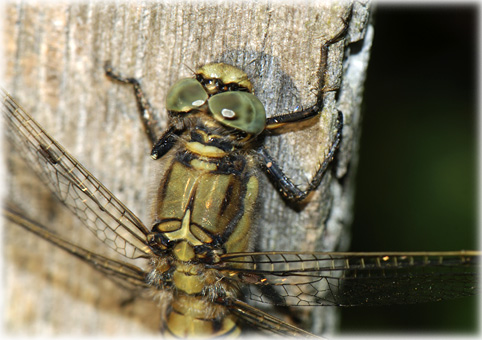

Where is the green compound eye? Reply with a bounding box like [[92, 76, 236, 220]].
[[208, 92, 266, 135], [166, 78, 208, 113]]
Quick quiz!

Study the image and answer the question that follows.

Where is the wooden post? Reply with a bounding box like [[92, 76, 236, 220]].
[[3, 1, 372, 335]]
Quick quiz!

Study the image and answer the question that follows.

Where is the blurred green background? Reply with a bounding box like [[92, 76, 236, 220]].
[[339, 5, 478, 335]]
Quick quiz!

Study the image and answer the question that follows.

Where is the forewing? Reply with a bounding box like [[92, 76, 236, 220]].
[[217, 251, 479, 307], [2, 88, 152, 259]]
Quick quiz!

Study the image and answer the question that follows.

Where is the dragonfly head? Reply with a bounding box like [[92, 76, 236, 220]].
[[166, 63, 266, 138]]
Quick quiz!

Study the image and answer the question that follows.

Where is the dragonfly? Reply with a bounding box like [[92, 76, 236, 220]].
[[2, 35, 479, 339]]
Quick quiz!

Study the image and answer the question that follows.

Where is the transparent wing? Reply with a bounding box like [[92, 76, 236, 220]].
[[216, 251, 479, 307], [4, 204, 150, 291], [227, 299, 321, 338], [2, 88, 152, 259]]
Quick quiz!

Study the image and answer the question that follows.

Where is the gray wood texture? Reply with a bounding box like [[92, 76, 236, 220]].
[[3, 0, 372, 336]]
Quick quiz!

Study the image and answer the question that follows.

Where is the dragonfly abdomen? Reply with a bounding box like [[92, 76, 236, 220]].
[[165, 294, 240, 337]]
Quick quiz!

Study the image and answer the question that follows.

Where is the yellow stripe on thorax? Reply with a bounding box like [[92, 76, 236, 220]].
[[186, 141, 227, 158]]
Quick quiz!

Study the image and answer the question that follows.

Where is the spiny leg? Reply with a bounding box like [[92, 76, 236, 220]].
[[265, 13, 350, 130], [259, 111, 343, 203], [104, 62, 161, 147], [260, 13, 350, 203]]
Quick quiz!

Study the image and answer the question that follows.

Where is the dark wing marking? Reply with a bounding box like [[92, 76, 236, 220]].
[[2, 88, 152, 258], [216, 251, 479, 307], [4, 204, 150, 291]]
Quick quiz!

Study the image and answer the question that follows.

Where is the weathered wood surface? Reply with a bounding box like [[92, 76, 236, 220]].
[[3, 1, 372, 336]]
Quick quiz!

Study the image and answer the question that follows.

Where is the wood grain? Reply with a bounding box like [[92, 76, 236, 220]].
[[3, 1, 372, 335]]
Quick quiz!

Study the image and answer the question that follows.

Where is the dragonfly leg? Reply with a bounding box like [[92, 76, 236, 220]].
[[265, 13, 349, 130], [257, 110, 342, 203], [259, 14, 349, 203], [104, 62, 161, 147]]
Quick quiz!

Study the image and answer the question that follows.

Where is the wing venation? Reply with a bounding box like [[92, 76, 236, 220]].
[[217, 251, 479, 307], [2, 88, 152, 259]]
